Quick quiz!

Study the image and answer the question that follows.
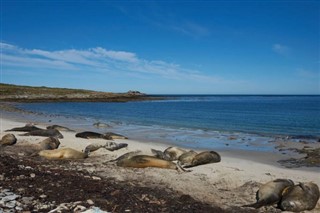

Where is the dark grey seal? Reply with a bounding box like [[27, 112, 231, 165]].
[[47, 125, 75, 132], [20, 129, 63, 139], [5, 124, 43, 132], [279, 182, 320, 212], [75, 131, 107, 139]]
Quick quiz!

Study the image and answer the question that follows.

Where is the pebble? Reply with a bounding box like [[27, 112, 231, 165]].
[[0, 189, 106, 213]]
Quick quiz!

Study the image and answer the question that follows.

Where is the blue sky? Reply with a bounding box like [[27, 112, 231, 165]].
[[1, 1, 319, 94]]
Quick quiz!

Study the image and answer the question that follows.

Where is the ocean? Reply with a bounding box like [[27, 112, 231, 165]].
[[16, 95, 320, 151]]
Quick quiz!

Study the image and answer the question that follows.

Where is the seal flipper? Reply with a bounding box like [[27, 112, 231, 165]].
[[243, 194, 278, 209]]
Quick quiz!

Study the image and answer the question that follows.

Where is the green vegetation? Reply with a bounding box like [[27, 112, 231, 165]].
[[0, 83, 148, 102]]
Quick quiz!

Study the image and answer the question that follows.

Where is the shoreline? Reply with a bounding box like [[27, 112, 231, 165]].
[[1, 101, 319, 170], [1, 111, 320, 212]]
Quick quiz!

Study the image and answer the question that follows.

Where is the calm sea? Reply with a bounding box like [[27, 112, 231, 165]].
[[17, 95, 320, 151]]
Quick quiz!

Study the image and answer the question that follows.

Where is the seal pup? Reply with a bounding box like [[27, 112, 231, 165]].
[[20, 129, 63, 139], [178, 150, 198, 166], [38, 147, 90, 160], [0, 134, 17, 147], [116, 154, 189, 172], [5, 124, 43, 132], [243, 179, 294, 209], [47, 125, 75, 132], [279, 182, 320, 212], [183, 151, 221, 168]]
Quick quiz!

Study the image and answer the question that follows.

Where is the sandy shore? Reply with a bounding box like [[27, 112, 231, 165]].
[[1, 117, 320, 212]]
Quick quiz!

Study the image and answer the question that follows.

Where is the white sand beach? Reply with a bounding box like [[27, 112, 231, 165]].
[[1, 117, 320, 212]]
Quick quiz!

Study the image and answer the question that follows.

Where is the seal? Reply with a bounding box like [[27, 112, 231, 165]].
[[75, 131, 108, 139], [5, 124, 43, 132], [38, 147, 90, 160], [151, 149, 171, 160], [104, 141, 128, 151], [104, 132, 128, 140], [20, 129, 63, 139], [0, 134, 17, 147], [243, 179, 294, 209], [38, 137, 61, 150], [163, 147, 187, 161], [116, 154, 189, 172], [47, 125, 75, 132], [178, 150, 198, 166], [93, 122, 111, 128], [279, 182, 320, 212], [183, 151, 221, 168]]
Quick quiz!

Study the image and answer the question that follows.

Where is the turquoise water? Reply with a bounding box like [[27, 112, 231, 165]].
[[17, 95, 320, 150]]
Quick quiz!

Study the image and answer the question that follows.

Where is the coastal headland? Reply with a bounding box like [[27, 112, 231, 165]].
[[0, 83, 157, 102]]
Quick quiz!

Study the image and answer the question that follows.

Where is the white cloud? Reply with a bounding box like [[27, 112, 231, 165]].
[[0, 42, 219, 82], [272, 43, 290, 56]]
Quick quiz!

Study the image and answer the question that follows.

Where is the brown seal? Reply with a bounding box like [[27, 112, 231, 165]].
[[183, 151, 221, 168], [279, 182, 320, 212], [243, 179, 294, 209], [38, 147, 90, 160], [0, 134, 17, 146], [178, 150, 198, 166], [116, 154, 189, 172], [38, 137, 60, 150]]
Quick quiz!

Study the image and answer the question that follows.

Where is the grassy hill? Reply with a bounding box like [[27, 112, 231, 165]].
[[0, 83, 149, 102]]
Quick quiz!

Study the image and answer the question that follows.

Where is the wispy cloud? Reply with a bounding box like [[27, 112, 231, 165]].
[[1, 42, 219, 82], [272, 43, 290, 56]]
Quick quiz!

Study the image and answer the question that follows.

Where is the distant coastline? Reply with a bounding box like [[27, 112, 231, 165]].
[[0, 83, 160, 103]]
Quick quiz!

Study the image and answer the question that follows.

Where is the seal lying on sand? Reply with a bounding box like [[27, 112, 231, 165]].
[[152, 147, 187, 161], [243, 179, 294, 209], [104, 141, 128, 151], [38, 147, 90, 160], [104, 132, 128, 140], [116, 154, 189, 172], [5, 124, 43, 132], [76, 131, 127, 140], [183, 151, 221, 168], [20, 129, 63, 139], [164, 147, 187, 160], [279, 182, 320, 212], [75, 131, 109, 139], [47, 125, 75, 132], [178, 150, 198, 166], [38, 137, 60, 150], [84, 142, 128, 153], [0, 134, 17, 147]]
